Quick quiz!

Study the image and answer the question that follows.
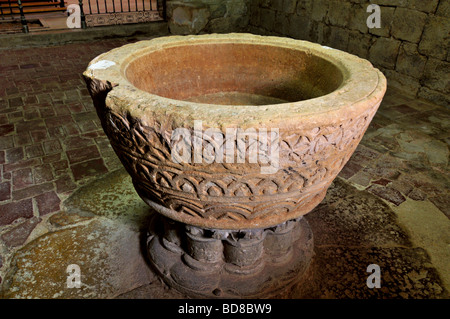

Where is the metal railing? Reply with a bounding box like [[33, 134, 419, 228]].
[[0, 0, 164, 33], [0, 1, 64, 18], [18, 0, 28, 33], [82, 0, 159, 14], [81, 0, 164, 28], [1, 0, 65, 33]]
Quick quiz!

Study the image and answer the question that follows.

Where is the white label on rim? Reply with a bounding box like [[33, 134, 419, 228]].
[[88, 60, 116, 70]]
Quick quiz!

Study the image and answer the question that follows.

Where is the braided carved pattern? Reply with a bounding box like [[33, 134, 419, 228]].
[[97, 103, 378, 226]]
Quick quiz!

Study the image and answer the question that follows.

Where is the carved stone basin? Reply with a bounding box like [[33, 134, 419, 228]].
[[83, 33, 387, 298]]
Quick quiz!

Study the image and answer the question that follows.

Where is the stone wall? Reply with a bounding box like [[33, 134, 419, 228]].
[[166, 0, 250, 34], [247, 0, 449, 107]]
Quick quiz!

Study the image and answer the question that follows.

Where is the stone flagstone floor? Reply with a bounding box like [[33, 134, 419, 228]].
[[0, 38, 133, 286], [0, 36, 448, 298]]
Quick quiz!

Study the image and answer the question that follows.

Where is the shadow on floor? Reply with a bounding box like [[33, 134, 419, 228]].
[[1, 168, 447, 299]]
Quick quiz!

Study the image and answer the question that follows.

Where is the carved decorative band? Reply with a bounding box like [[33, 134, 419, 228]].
[[85, 11, 163, 27], [98, 103, 377, 227]]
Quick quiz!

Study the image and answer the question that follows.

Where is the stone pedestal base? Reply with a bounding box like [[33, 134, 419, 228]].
[[146, 215, 314, 298]]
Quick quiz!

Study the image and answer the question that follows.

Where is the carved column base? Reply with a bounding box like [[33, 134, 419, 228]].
[[146, 215, 314, 298]]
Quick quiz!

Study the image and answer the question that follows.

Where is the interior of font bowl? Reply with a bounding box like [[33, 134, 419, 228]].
[[125, 43, 344, 106]]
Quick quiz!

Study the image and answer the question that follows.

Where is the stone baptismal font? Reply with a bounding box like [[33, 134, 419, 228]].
[[83, 33, 386, 298]]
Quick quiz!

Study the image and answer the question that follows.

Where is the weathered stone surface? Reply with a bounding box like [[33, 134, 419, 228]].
[[314, 22, 328, 44], [367, 184, 406, 206], [67, 145, 101, 164], [260, 0, 272, 9], [207, 15, 248, 33], [262, 0, 441, 108], [11, 182, 52, 201], [248, 5, 260, 27], [369, 37, 401, 69], [429, 196, 450, 219], [423, 140, 449, 166], [396, 43, 427, 79], [309, 179, 411, 247], [1, 219, 154, 299], [225, 0, 248, 17], [422, 58, 450, 94], [306, 20, 321, 43], [282, 0, 297, 14], [348, 170, 372, 187], [339, 161, 362, 179], [396, 131, 429, 155], [370, 0, 407, 6], [273, 12, 290, 35], [48, 211, 93, 228], [5, 147, 24, 163], [310, 0, 328, 22], [167, 1, 211, 35], [419, 16, 450, 60], [389, 178, 414, 197], [407, 0, 439, 13], [63, 169, 150, 230], [290, 177, 449, 298], [33, 164, 54, 184], [326, 26, 349, 51], [394, 199, 450, 288], [147, 213, 314, 298], [1, 134, 449, 299], [408, 188, 427, 201], [391, 7, 427, 43], [288, 11, 310, 39], [292, 246, 447, 299], [381, 69, 421, 95], [12, 168, 33, 190], [116, 175, 450, 299], [1, 166, 156, 299], [368, 6, 395, 38], [296, 0, 313, 12], [418, 87, 450, 107], [55, 174, 77, 194], [83, 33, 386, 230], [0, 125, 14, 136], [70, 158, 108, 181], [35, 191, 60, 216], [1, 217, 41, 248], [436, 0, 450, 17], [327, 0, 351, 28], [350, 144, 381, 165], [208, 3, 226, 19], [0, 182, 11, 202], [347, 4, 368, 33], [0, 199, 33, 226], [247, 25, 267, 36], [75, 35, 402, 300], [115, 281, 186, 299], [259, 8, 276, 30], [265, 0, 283, 12], [0, 136, 14, 150]]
